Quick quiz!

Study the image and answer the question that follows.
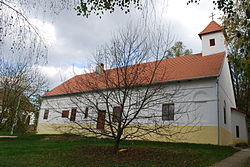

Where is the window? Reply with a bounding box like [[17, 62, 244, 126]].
[[209, 39, 215, 46], [62, 110, 69, 118], [112, 106, 123, 122], [70, 108, 77, 121], [43, 109, 49, 119], [84, 107, 89, 119], [223, 101, 226, 124], [236, 126, 240, 138], [162, 104, 174, 121]]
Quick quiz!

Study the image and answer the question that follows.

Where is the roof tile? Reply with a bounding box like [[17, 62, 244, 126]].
[[198, 21, 222, 37], [43, 52, 225, 97]]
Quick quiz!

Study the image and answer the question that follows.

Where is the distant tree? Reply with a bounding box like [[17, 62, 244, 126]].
[[166, 41, 192, 58], [0, 57, 48, 134], [1, 0, 50, 133]]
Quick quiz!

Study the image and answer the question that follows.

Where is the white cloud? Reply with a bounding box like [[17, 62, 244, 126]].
[[33, 0, 223, 89], [38, 65, 91, 89], [30, 18, 56, 45]]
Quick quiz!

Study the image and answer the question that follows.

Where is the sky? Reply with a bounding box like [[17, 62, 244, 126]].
[[33, 0, 221, 90]]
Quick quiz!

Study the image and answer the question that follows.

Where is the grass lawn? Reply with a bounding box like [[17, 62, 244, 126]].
[[0, 133, 237, 167]]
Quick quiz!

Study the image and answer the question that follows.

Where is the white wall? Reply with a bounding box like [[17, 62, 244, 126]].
[[218, 55, 237, 134], [38, 78, 218, 127], [201, 31, 226, 56], [231, 110, 248, 141]]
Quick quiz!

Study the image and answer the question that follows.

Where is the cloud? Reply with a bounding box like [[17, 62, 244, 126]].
[[30, 19, 56, 45], [34, 0, 222, 89], [38, 65, 91, 89]]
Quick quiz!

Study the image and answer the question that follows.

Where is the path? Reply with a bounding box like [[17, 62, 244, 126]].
[[0, 136, 17, 138], [210, 148, 250, 167]]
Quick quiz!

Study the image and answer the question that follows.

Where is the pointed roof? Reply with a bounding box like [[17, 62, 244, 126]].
[[198, 21, 222, 38], [43, 52, 225, 97]]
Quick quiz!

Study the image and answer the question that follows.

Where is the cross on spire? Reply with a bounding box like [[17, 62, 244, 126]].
[[209, 12, 215, 21]]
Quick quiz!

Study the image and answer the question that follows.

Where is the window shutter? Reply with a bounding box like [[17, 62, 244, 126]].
[[62, 110, 69, 118], [162, 104, 174, 121], [43, 110, 49, 119], [70, 108, 77, 121], [112, 106, 122, 122], [162, 104, 168, 120], [169, 104, 174, 120], [84, 107, 89, 119]]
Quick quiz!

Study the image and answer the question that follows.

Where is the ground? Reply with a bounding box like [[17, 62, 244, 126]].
[[243, 157, 250, 167], [0, 132, 238, 167]]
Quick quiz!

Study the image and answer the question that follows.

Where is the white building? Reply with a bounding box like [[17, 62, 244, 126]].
[[37, 21, 248, 145]]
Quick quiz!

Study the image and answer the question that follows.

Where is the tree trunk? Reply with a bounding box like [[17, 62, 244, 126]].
[[114, 138, 121, 154], [10, 96, 21, 135]]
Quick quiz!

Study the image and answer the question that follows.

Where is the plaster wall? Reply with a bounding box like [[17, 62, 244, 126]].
[[201, 32, 226, 56], [231, 110, 248, 143], [38, 78, 218, 132], [218, 56, 236, 134]]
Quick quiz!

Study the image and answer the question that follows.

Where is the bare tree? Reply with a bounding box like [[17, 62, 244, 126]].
[[43, 23, 199, 153], [0, 56, 48, 134]]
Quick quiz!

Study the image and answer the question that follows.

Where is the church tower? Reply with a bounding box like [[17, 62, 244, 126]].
[[199, 21, 226, 56]]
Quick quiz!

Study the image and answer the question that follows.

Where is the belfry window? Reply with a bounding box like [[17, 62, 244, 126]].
[[209, 39, 215, 46]]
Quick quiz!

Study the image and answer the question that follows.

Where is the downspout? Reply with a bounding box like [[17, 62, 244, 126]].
[[216, 79, 220, 145]]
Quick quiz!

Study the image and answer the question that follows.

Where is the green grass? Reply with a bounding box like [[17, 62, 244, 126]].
[[0, 133, 238, 167], [0, 131, 18, 136]]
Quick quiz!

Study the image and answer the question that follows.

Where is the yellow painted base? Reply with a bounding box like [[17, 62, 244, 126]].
[[37, 123, 243, 145], [232, 139, 248, 145], [219, 127, 233, 145]]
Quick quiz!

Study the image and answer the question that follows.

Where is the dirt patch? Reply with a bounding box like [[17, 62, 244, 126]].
[[76, 145, 184, 163], [41, 136, 83, 141]]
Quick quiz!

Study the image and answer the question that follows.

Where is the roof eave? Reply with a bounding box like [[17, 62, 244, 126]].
[[198, 30, 222, 39], [42, 75, 219, 99]]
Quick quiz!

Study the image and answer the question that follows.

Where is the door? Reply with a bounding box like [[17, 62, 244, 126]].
[[97, 110, 106, 130]]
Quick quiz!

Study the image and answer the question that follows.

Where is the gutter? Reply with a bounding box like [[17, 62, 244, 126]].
[[215, 54, 225, 146], [216, 78, 220, 145], [215, 53, 227, 145]]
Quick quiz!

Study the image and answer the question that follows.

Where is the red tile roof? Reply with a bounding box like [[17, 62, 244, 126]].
[[198, 21, 222, 38], [43, 52, 225, 97]]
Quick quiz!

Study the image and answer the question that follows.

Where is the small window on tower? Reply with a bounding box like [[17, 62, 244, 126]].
[[210, 39, 215, 46]]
